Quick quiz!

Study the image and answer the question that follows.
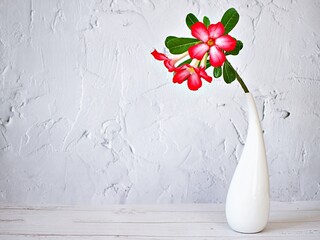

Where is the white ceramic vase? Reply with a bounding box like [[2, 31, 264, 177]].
[[225, 92, 270, 233]]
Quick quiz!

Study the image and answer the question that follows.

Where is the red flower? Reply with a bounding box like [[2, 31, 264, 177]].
[[173, 64, 212, 91], [151, 49, 188, 72], [188, 22, 236, 67]]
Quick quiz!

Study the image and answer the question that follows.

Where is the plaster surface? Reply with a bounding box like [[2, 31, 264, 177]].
[[0, 0, 319, 204]]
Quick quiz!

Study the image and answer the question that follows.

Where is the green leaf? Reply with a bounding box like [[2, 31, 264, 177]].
[[186, 13, 199, 29], [203, 16, 210, 27], [178, 58, 192, 67], [223, 61, 236, 83], [166, 37, 201, 54], [165, 36, 178, 48], [213, 67, 222, 78], [226, 40, 243, 56], [206, 59, 211, 69], [221, 8, 239, 34]]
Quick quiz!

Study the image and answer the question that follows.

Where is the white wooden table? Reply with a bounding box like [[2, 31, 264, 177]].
[[0, 201, 319, 239]]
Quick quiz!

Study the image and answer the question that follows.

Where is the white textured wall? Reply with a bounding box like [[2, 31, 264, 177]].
[[0, 0, 319, 204]]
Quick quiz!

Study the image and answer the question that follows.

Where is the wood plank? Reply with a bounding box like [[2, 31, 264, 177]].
[[0, 236, 320, 240], [0, 202, 319, 239], [1, 236, 320, 240], [0, 208, 319, 223], [0, 201, 319, 211], [0, 221, 320, 236], [0, 204, 225, 212]]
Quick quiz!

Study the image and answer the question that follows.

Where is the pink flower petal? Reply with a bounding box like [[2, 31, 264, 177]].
[[191, 22, 209, 42], [151, 49, 169, 61], [164, 60, 176, 72], [188, 43, 210, 60], [198, 68, 212, 83], [187, 73, 202, 91], [209, 46, 226, 67], [173, 69, 190, 84], [208, 22, 224, 39], [215, 35, 237, 51]]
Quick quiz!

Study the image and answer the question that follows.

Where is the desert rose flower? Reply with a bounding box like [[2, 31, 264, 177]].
[[151, 50, 189, 72], [173, 59, 212, 91], [188, 22, 236, 67]]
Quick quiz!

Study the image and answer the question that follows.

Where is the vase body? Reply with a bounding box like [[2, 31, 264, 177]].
[[225, 93, 270, 233]]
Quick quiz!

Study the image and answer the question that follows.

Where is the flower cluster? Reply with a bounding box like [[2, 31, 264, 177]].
[[151, 49, 212, 91], [151, 9, 246, 92]]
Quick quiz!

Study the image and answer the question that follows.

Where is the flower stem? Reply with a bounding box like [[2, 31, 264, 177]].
[[200, 53, 208, 67], [173, 51, 190, 64], [225, 59, 249, 93], [190, 59, 200, 68]]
